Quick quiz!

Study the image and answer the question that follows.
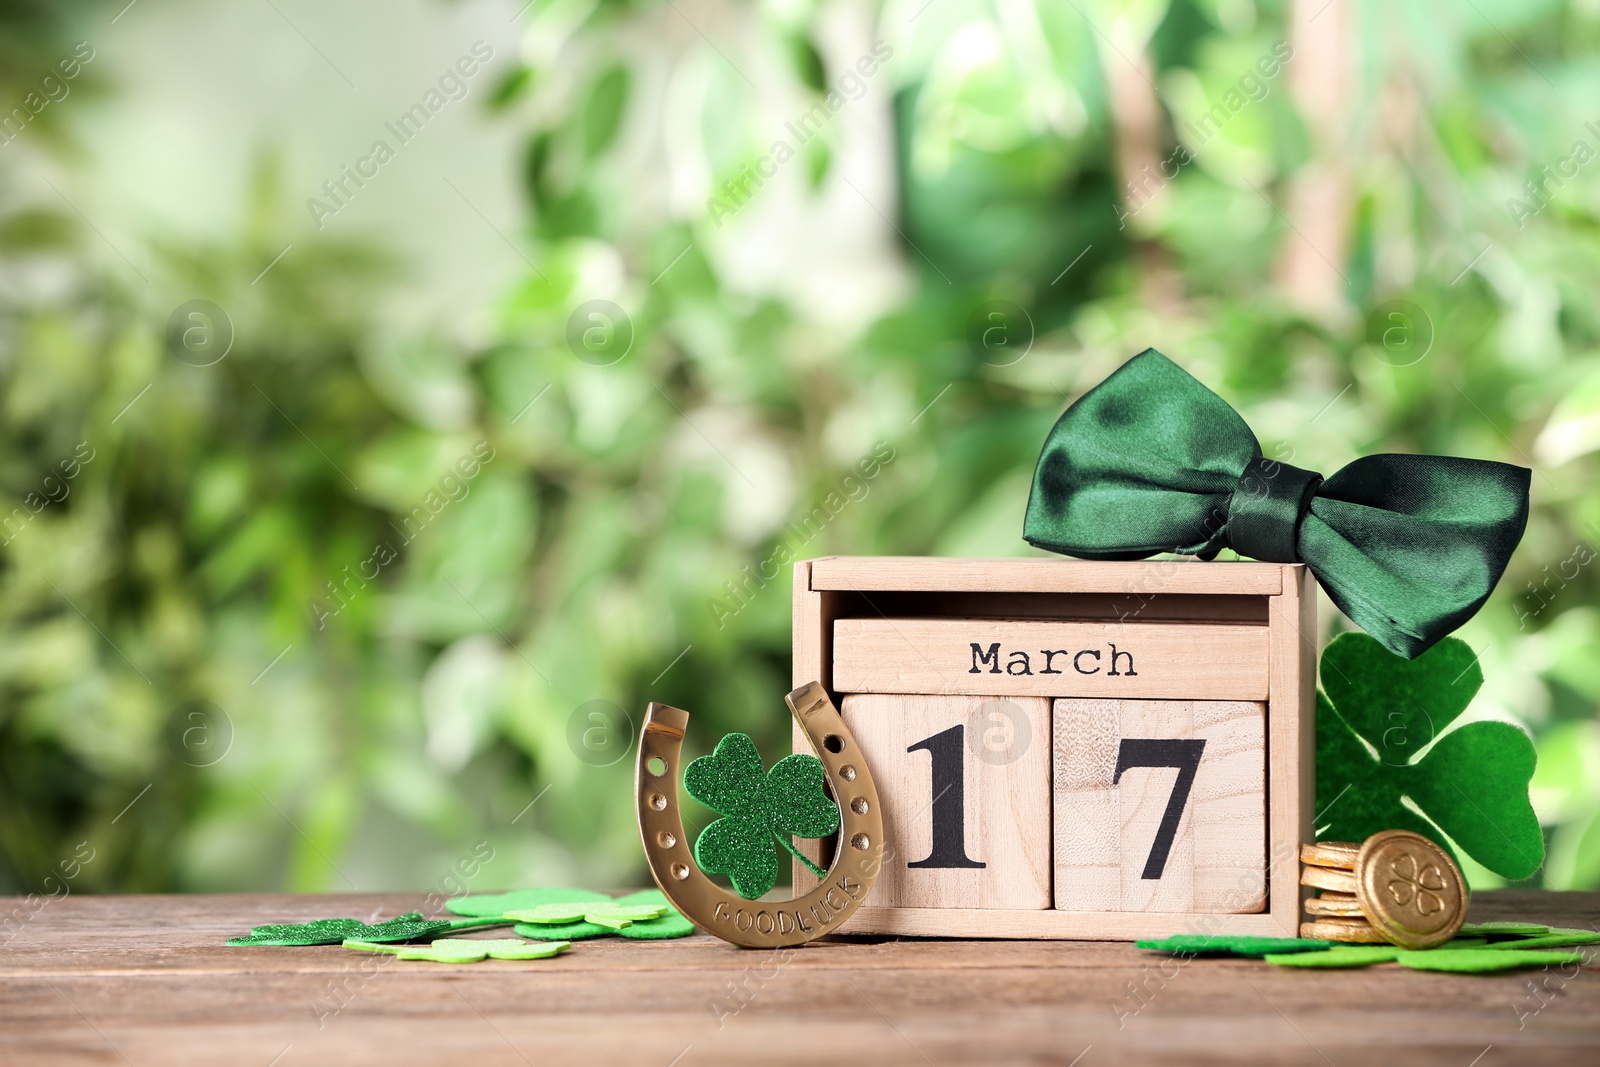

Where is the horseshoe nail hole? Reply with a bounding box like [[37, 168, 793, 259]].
[[646, 756, 668, 777], [822, 734, 844, 754], [648, 793, 667, 811], [840, 764, 857, 782], [670, 862, 690, 881], [657, 831, 677, 849], [851, 833, 871, 851], [850, 797, 869, 815]]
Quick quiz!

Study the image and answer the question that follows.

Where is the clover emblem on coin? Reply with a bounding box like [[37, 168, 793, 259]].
[[1357, 830, 1467, 949], [1385, 850, 1447, 916]]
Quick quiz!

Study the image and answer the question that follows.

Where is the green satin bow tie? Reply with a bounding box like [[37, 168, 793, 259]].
[[1023, 349, 1530, 659]]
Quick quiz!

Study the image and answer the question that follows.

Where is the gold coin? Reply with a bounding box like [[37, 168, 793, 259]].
[[1303, 892, 1364, 918], [1300, 841, 1359, 870], [1300, 918, 1390, 943], [1354, 830, 1467, 950], [1300, 865, 1358, 894]]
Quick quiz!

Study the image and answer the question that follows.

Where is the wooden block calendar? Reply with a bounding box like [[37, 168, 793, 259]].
[[791, 556, 1314, 940]]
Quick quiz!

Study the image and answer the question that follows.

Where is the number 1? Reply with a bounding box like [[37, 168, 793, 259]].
[[906, 724, 985, 869], [1113, 738, 1206, 880]]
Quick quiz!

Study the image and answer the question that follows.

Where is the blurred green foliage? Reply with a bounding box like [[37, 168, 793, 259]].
[[3, 0, 1600, 896]]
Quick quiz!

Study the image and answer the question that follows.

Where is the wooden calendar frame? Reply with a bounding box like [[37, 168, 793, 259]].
[[790, 556, 1315, 940]]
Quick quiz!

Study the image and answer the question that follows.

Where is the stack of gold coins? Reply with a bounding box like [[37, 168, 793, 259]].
[[1299, 830, 1468, 949], [1299, 840, 1385, 942]]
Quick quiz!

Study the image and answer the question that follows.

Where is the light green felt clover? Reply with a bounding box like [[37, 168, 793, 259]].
[[1395, 948, 1583, 973], [1266, 946, 1402, 968], [226, 913, 505, 947], [684, 732, 840, 900], [447, 888, 694, 941], [1483, 929, 1600, 950], [345, 938, 569, 963], [1460, 921, 1549, 937], [1134, 935, 1329, 958], [1315, 634, 1543, 880], [1264, 938, 1488, 969], [504, 902, 667, 930]]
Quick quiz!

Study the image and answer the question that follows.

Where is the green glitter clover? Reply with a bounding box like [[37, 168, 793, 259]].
[[226, 913, 505, 947], [683, 732, 840, 900]]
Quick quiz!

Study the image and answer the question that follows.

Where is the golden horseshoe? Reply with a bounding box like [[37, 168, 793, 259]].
[[635, 681, 884, 948]]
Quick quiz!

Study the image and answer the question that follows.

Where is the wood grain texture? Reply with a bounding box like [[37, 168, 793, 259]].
[[1267, 564, 1318, 936], [790, 560, 830, 897], [1053, 699, 1265, 913], [843, 906, 1287, 939], [808, 556, 1285, 595], [840, 694, 1051, 910], [827, 589, 1271, 624], [0, 891, 1594, 1066], [796, 558, 1310, 940], [833, 618, 1270, 700]]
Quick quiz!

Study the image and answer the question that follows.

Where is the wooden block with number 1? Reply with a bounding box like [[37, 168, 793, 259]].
[[840, 693, 1051, 910]]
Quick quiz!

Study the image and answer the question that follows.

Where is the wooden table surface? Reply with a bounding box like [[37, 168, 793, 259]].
[[2, 890, 1597, 1066]]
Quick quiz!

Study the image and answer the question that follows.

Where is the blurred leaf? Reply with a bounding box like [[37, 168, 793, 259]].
[[1534, 361, 1600, 465], [488, 66, 535, 111], [581, 65, 629, 158]]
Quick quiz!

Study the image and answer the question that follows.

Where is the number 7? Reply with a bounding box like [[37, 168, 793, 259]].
[[1113, 738, 1206, 880]]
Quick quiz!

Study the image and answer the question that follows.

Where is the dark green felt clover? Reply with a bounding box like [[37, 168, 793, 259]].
[[446, 888, 695, 941], [1134, 935, 1329, 958], [683, 732, 840, 899], [226, 913, 504, 947], [1315, 633, 1543, 881]]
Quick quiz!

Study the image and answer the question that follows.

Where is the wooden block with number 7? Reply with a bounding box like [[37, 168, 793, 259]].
[[1053, 698, 1265, 913], [841, 693, 1051, 910]]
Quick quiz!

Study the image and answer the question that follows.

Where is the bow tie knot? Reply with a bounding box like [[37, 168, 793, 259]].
[[1024, 350, 1530, 659], [1226, 457, 1323, 564]]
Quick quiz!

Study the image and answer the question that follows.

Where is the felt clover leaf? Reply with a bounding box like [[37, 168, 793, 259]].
[[1315, 633, 1543, 881], [447, 888, 695, 941], [1265, 946, 1402, 968], [1135, 935, 1330, 958], [683, 732, 841, 900], [345, 938, 569, 963], [1395, 948, 1584, 973], [505, 902, 666, 930], [226, 912, 503, 947]]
